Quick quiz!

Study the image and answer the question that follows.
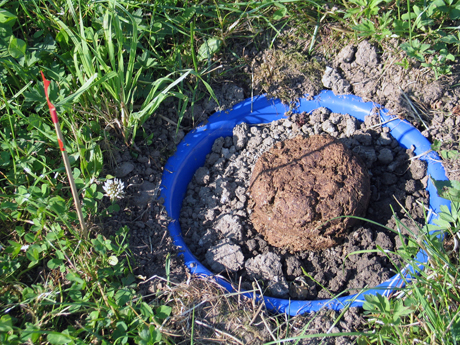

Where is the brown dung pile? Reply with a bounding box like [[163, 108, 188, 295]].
[[248, 134, 371, 251]]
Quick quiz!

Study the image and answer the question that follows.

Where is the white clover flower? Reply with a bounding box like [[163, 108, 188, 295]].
[[103, 178, 125, 201]]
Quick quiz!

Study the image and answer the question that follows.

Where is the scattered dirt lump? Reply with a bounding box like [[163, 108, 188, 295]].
[[248, 134, 371, 251]]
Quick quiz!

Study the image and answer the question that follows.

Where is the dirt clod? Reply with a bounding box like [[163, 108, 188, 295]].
[[355, 40, 379, 67], [245, 252, 289, 297], [409, 159, 428, 180], [248, 134, 371, 251], [206, 240, 245, 272], [115, 161, 135, 177], [322, 67, 352, 95]]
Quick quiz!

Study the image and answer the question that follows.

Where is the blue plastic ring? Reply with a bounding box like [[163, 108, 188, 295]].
[[160, 90, 450, 315]]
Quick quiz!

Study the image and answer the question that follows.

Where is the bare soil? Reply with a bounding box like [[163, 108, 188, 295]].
[[98, 34, 460, 344]]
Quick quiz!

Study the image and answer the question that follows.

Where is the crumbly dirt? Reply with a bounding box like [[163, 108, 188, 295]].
[[97, 34, 460, 344], [249, 134, 371, 251], [181, 112, 427, 300], [321, 39, 460, 181]]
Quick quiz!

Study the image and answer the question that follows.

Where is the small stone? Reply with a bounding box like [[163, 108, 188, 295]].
[[301, 124, 313, 135], [246, 252, 282, 280], [216, 180, 235, 198], [235, 186, 247, 203], [285, 256, 302, 278], [205, 209, 216, 221], [309, 107, 330, 124], [329, 113, 342, 125], [267, 277, 290, 298], [289, 281, 316, 299], [321, 68, 352, 95], [247, 135, 263, 149], [213, 158, 226, 171], [257, 238, 267, 251]]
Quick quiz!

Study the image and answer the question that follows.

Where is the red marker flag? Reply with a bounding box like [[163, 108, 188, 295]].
[[41, 71, 87, 237]]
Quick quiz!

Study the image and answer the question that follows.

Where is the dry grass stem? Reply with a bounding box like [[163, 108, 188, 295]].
[[398, 86, 429, 129], [368, 117, 399, 129], [194, 320, 245, 344], [150, 275, 297, 344]]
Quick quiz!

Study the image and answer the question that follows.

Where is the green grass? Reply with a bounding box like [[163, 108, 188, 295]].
[[1, 0, 460, 343], [355, 202, 460, 344]]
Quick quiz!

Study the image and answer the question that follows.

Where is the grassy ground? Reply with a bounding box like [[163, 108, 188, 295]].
[[1, 0, 460, 343]]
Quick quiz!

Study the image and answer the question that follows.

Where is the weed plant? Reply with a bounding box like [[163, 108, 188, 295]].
[[342, 0, 460, 78], [0, 0, 304, 342], [1, 0, 460, 343], [355, 201, 460, 344]]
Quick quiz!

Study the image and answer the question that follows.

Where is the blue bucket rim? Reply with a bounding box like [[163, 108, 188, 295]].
[[159, 90, 451, 316]]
